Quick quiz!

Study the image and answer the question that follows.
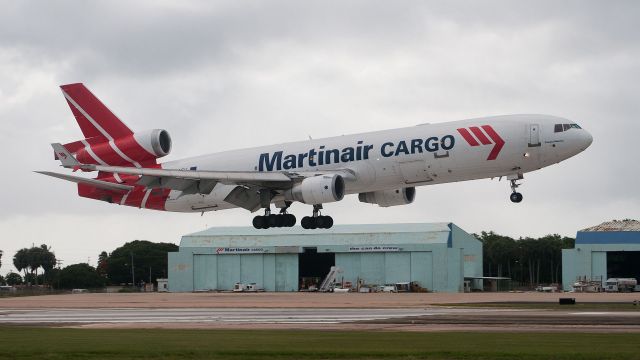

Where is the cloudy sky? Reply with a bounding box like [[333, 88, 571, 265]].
[[1, 1, 638, 274]]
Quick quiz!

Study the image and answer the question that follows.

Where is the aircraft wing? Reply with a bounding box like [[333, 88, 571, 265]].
[[35, 171, 134, 192], [46, 143, 356, 207]]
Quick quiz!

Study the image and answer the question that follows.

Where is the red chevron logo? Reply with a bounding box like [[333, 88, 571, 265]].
[[456, 125, 505, 160]]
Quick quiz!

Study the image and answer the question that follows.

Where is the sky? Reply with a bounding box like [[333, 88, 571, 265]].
[[1, 0, 638, 274]]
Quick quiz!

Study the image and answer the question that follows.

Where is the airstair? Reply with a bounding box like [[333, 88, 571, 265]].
[[319, 266, 342, 292]]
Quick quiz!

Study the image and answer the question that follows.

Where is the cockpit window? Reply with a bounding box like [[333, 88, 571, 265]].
[[554, 123, 582, 132]]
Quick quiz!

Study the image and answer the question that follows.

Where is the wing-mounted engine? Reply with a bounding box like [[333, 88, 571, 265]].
[[285, 174, 345, 204], [60, 129, 172, 167], [359, 187, 415, 207]]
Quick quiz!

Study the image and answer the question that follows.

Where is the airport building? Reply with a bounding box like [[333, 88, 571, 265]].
[[168, 223, 483, 293], [562, 220, 640, 291]]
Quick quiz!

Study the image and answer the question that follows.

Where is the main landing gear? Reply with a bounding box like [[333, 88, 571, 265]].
[[509, 178, 523, 203], [301, 204, 334, 229], [252, 208, 296, 229]]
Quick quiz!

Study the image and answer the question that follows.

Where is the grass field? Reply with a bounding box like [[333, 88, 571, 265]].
[[1, 327, 639, 359]]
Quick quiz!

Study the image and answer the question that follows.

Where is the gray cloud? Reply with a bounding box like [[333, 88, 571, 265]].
[[0, 0, 638, 273]]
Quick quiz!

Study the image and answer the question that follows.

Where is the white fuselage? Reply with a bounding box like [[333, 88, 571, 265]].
[[162, 114, 592, 212]]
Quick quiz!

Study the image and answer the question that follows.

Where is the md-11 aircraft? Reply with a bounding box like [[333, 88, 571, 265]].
[[39, 83, 592, 229]]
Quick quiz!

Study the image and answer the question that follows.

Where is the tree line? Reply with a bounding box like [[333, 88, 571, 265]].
[[476, 231, 575, 287], [0, 240, 177, 289], [1, 232, 574, 289]]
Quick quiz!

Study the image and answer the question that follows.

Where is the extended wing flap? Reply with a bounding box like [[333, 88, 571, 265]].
[[35, 171, 133, 192], [224, 186, 261, 212]]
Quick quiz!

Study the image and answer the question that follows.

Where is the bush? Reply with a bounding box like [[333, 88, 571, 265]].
[[5, 272, 22, 285], [57, 264, 106, 289]]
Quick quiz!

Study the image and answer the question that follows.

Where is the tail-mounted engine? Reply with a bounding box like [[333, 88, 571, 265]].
[[359, 187, 415, 207], [60, 129, 172, 167]]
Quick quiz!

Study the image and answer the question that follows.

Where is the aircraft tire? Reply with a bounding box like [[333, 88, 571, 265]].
[[510, 192, 523, 203], [323, 216, 334, 229], [253, 216, 265, 229], [268, 214, 279, 227], [285, 214, 296, 227], [301, 216, 311, 229]]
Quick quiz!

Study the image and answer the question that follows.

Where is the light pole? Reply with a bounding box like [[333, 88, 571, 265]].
[[130, 252, 135, 288]]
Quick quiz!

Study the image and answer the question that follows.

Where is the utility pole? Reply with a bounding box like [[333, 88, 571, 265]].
[[130, 252, 135, 287]]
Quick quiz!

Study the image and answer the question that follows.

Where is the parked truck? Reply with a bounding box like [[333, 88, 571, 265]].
[[605, 278, 637, 292]]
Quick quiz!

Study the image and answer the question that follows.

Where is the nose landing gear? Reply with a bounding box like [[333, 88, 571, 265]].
[[301, 204, 334, 229], [509, 178, 523, 203]]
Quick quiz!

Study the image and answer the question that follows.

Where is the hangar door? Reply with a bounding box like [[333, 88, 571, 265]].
[[607, 251, 640, 280], [335, 252, 432, 288], [193, 253, 298, 291]]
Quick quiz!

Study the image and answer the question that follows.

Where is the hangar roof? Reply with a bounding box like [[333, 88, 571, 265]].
[[186, 222, 451, 237], [580, 220, 640, 232], [179, 223, 463, 248]]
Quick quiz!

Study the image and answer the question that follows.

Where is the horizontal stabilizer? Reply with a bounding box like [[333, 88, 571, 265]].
[[35, 171, 133, 192], [51, 143, 81, 168]]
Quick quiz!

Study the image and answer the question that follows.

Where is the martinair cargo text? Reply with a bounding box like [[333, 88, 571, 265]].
[[39, 84, 593, 229]]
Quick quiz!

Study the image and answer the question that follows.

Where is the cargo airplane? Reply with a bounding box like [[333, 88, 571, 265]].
[[39, 83, 593, 229]]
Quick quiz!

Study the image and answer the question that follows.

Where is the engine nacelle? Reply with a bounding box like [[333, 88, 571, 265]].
[[358, 187, 415, 207], [133, 129, 172, 158], [285, 174, 345, 205], [72, 129, 172, 166]]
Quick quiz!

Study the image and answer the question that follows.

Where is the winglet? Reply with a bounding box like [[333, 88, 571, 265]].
[[51, 143, 81, 169]]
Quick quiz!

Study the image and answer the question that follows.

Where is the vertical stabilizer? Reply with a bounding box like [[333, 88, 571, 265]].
[[60, 83, 133, 140]]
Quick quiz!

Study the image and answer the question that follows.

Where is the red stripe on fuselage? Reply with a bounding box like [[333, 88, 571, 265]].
[[481, 125, 505, 161], [469, 126, 492, 145], [457, 128, 480, 146]]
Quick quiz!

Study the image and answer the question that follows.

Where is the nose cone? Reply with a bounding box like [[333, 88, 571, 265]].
[[580, 130, 593, 150]]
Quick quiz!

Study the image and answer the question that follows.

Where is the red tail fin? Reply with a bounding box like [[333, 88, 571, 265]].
[[60, 83, 133, 140]]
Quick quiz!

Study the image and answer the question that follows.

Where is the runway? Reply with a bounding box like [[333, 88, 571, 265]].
[[2, 293, 640, 332], [2, 306, 640, 333], [0, 307, 480, 325]]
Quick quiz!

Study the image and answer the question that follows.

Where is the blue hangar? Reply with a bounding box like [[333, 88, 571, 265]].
[[168, 223, 483, 293], [562, 220, 640, 290]]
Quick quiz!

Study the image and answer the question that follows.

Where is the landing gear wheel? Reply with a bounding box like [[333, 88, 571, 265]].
[[301, 205, 335, 229], [268, 214, 279, 227], [253, 216, 266, 229], [508, 178, 523, 204], [510, 192, 523, 203], [301, 216, 311, 229], [322, 215, 334, 229], [285, 214, 296, 227]]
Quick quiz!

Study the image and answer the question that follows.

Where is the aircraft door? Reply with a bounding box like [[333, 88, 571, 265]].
[[398, 160, 433, 184], [528, 123, 541, 147]]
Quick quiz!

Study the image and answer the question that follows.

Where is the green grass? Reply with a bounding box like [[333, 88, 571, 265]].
[[439, 302, 640, 311], [0, 328, 639, 359]]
